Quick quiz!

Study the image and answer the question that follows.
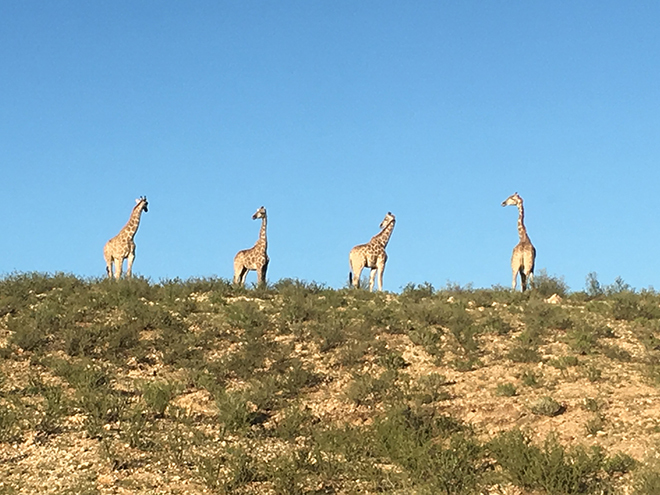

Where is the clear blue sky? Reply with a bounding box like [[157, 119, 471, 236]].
[[2, 1, 659, 291]]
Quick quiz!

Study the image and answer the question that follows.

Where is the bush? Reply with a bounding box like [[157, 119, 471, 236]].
[[490, 430, 613, 494], [531, 396, 565, 417], [533, 269, 569, 298]]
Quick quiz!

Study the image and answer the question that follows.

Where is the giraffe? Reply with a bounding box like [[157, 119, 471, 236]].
[[349, 212, 396, 292], [502, 192, 536, 292], [233, 206, 269, 287], [103, 196, 148, 279]]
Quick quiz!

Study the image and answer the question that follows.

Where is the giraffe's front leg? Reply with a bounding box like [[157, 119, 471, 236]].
[[126, 252, 135, 278], [240, 268, 249, 286], [369, 268, 377, 292], [257, 260, 268, 287], [511, 269, 518, 291]]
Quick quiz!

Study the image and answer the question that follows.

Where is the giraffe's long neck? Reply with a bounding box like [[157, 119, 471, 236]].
[[517, 203, 530, 242], [122, 206, 144, 239], [254, 216, 267, 251], [371, 219, 395, 249]]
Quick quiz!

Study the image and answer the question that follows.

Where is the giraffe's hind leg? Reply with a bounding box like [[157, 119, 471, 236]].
[[520, 270, 527, 292], [105, 256, 113, 278], [351, 265, 364, 289], [376, 263, 386, 291], [126, 252, 135, 279], [113, 258, 123, 280], [511, 268, 518, 291]]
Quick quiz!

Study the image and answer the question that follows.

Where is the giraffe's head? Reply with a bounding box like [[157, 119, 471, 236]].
[[501, 192, 522, 208], [252, 206, 267, 220], [380, 212, 395, 229], [135, 196, 148, 213]]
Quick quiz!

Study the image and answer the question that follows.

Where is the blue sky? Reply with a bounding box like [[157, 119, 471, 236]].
[[2, 1, 659, 291]]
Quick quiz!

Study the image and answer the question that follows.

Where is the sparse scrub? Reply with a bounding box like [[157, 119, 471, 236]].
[[0, 273, 657, 493]]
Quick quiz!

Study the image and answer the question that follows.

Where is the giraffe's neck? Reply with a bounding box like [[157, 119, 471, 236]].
[[254, 216, 267, 251], [371, 219, 395, 249], [517, 203, 530, 242], [121, 205, 144, 239]]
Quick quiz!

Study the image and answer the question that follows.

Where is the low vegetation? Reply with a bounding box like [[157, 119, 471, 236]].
[[0, 272, 658, 493]]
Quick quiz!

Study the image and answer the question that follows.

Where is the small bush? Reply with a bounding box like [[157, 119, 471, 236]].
[[141, 380, 179, 417], [585, 365, 602, 382], [531, 396, 564, 417], [533, 269, 569, 298], [520, 370, 542, 387], [585, 415, 605, 435], [345, 370, 400, 407], [0, 403, 23, 443], [582, 398, 602, 412], [507, 345, 541, 363], [496, 383, 517, 397]]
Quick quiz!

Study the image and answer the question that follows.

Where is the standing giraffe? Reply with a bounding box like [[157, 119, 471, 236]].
[[349, 212, 396, 292], [104, 196, 148, 279], [502, 192, 536, 291], [233, 206, 269, 287]]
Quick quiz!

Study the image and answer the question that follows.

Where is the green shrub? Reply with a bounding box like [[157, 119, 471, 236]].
[[634, 462, 660, 494], [414, 373, 451, 404], [0, 403, 23, 443], [585, 415, 605, 435], [533, 269, 569, 298], [531, 396, 564, 417], [479, 314, 512, 335], [520, 370, 542, 387], [141, 380, 179, 417], [345, 370, 401, 407], [507, 345, 541, 363], [582, 398, 602, 412], [372, 406, 482, 493], [496, 383, 517, 397], [489, 430, 613, 494]]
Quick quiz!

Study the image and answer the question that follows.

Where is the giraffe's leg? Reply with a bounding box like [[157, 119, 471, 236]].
[[352, 265, 363, 289], [369, 268, 377, 292], [113, 258, 123, 280], [126, 252, 135, 279], [257, 261, 269, 286], [520, 270, 527, 292], [511, 269, 518, 291], [377, 263, 385, 291], [105, 256, 113, 278], [233, 256, 244, 285], [240, 268, 249, 286]]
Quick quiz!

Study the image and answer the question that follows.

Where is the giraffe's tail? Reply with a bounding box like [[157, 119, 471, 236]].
[[348, 271, 353, 288]]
